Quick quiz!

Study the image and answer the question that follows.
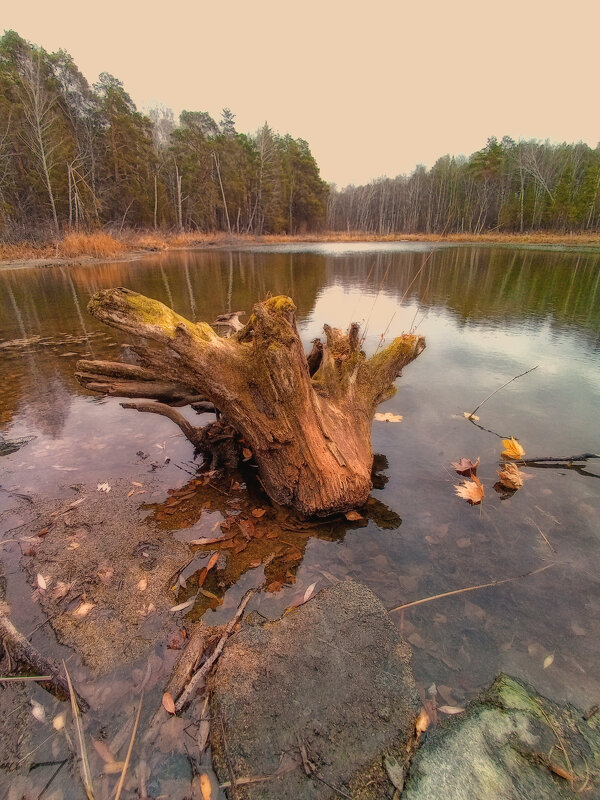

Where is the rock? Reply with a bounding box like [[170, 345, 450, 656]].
[[209, 580, 420, 799], [403, 673, 600, 799]]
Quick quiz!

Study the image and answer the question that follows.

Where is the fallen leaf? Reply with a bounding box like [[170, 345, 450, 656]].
[[131, 481, 143, 487], [345, 510, 363, 521], [303, 582, 317, 603], [199, 588, 222, 604], [502, 437, 525, 460], [463, 412, 480, 421], [548, 763, 575, 781], [36, 526, 51, 537], [127, 489, 135, 498], [543, 653, 554, 669], [438, 705, 466, 714], [384, 755, 404, 789], [206, 552, 220, 572], [51, 581, 72, 600], [162, 692, 176, 715], [200, 772, 214, 800], [170, 597, 195, 613], [53, 712, 66, 730], [251, 508, 266, 518], [266, 580, 283, 593], [36, 573, 48, 591], [103, 761, 126, 775], [454, 475, 485, 505], [416, 707, 430, 736], [497, 462, 524, 490], [72, 601, 95, 618], [96, 481, 111, 493], [374, 412, 403, 422], [138, 577, 148, 591], [450, 456, 480, 476], [93, 739, 116, 763], [31, 700, 46, 723], [242, 448, 253, 459]]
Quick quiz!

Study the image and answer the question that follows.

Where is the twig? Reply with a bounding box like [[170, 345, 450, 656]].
[[219, 716, 239, 800], [0, 674, 52, 681], [0, 611, 88, 710], [518, 453, 599, 464], [37, 758, 68, 799], [114, 693, 144, 800], [175, 553, 275, 711], [389, 563, 554, 614], [467, 365, 538, 418], [312, 774, 356, 799], [64, 662, 95, 800]]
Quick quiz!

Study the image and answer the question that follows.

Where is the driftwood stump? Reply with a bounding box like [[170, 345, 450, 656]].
[[76, 290, 424, 516]]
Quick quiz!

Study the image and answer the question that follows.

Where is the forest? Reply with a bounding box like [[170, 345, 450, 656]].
[[1, 29, 599, 240]]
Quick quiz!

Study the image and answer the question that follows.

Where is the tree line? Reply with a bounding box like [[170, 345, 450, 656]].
[[327, 136, 600, 234], [0, 30, 328, 239], [2, 30, 599, 240]]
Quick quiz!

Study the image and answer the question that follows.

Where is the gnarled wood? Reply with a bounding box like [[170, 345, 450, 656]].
[[77, 289, 424, 516]]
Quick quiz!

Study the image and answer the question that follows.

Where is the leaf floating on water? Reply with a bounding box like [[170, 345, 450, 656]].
[[501, 437, 525, 460], [497, 462, 524, 490], [438, 705, 466, 715], [72, 601, 95, 618], [345, 510, 363, 521], [36, 573, 48, 591], [454, 476, 485, 505], [97, 481, 111, 493], [162, 692, 176, 715], [543, 653, 554, 669], [374, 412, 403, 422], [451, 457, 480, 476], [463, 412, 480, 421], [31, 699, 46, 723]]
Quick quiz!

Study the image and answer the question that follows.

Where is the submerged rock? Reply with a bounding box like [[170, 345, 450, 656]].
[[209, 580, 420, 799], [403, 673, 600, 799]]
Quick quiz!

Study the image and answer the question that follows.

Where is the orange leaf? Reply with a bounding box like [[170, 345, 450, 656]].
[[416, 707, 430, 737], [497, 462, 524, 490], [454, 475, 485, 505], [501, 437, 525, 460], [345, 510, 363, 521], [162, 692, 176, 715], [206, 552, 220, 571], [242, 448, 252, 459], [251, 508, 266, 518]]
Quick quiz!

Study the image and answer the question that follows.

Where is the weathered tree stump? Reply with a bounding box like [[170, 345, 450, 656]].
[[76, 290, 424, 516]]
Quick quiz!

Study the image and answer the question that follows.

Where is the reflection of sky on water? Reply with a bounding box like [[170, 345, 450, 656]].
[[1, 244, 599, 711]]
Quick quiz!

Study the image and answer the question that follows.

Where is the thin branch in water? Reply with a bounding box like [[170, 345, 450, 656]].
[[0, 674, 52, 681], [114, 693, 144, 800], [388, 563, 554, 614], [64, 662, 95, 800], [519, 453, 599, 464], [467, 365, 539, 419]]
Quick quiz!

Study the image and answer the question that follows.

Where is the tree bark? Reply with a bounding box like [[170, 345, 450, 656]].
[[77, 290, 424, 517]]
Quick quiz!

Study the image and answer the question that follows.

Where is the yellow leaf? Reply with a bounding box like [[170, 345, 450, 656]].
[[497, 463, 524, 490], [345, 510, 363, 521], [463, 412, 480, 421], [502, 437, 525, 459], [416, 707, 430, 737], [374, 412, 403, 422], [454, 475, 485, 505], [543, 653, 554, 669]]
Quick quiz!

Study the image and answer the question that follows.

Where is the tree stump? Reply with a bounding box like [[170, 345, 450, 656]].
[[76, 289, 424, 516]]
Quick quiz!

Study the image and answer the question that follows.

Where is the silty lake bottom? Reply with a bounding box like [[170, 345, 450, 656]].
[[0, 243, 599, 792]]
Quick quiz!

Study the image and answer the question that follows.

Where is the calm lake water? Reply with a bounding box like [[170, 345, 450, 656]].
[[1, 242, 599, 793]]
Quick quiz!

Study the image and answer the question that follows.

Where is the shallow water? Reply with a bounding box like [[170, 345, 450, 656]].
[[1, 243, 599, 795]]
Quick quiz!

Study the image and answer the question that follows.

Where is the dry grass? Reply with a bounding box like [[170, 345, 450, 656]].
[[2, 228, 600, 264]]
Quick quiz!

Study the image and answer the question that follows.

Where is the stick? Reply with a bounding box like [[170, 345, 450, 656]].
[[388, 563, 554, 614], [518, 453, 599, 464], [467, 365, 539, 418], [0, 611, 88, 710], [114, 693, 143, 800], [175, 553, 275, 711], [64, 662, 95, 800]]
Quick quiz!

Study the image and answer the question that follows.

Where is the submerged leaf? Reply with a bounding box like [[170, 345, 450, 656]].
[[162, 692, 176, 715], [72, 601, 95, 618], [454, 476, 485, 505], [345, 510, 363, 521], [502, 437, 525, 460], [31, 700, 46, 723], [96, 481, 111, 493], [438, 705, 466, 715], [170, 597, 195, 613], [497, 462, 524, 490], [543, 653, 554, 669]]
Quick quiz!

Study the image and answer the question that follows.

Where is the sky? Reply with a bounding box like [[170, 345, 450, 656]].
[[3, 0, 599, 187]]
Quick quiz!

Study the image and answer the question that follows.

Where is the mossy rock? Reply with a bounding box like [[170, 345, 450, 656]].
[[403, 674, 600, 799]]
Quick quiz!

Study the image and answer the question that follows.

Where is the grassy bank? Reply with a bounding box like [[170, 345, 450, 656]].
[[2, 229, 600, 264]]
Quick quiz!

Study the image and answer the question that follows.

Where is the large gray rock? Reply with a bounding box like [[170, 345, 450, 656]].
[[403, 674, 600, 799], [209, 580, 420, 799]]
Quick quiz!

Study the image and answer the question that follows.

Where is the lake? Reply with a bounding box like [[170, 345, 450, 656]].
[[1, 242, 599, 791]]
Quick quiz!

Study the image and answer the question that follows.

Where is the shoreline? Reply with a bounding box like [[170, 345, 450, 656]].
[[2, 230, 600, 270]]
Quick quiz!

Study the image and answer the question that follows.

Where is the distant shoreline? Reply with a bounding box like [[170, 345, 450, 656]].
[[2, 230, 600, 270]]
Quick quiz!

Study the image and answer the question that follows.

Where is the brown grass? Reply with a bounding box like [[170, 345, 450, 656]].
[[1, 228, 600, 264]]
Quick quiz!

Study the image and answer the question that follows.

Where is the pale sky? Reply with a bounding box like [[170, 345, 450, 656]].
[[4, 0, 599, 187]]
